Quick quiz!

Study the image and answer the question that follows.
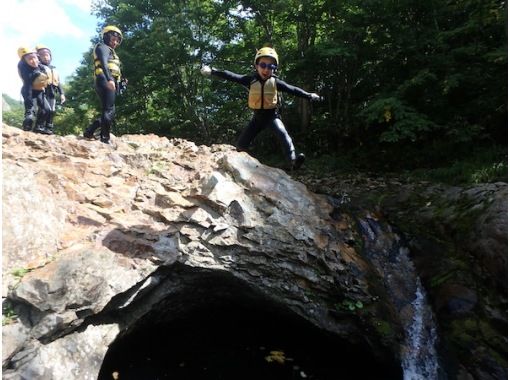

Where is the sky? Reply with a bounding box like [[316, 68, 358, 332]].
[[1, 0, 100, 100]]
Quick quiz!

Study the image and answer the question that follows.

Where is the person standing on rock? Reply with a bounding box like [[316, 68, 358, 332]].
[[200, 46, 321, 170], [36, 45, 66, 135], [17, 46, 51, 134], [84, 25, 125, 144]]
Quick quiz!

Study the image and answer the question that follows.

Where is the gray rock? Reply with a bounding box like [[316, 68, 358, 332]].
[[2, 125, 402, 378]]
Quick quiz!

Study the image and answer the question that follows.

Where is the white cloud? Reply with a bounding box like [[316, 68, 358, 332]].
[[1, 0, 96, 100], [61, 0, 92, 13], [2, 0, 86, 41]]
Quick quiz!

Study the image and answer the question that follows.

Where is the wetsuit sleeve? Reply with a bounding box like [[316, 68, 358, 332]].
[[211, 69, 252, 87], [276, 78, 314, 99], [17, 61, 26, 81], [55, 69, 64, 95], [95, 44, 114, 82], [17, 62, 33, 102], [18, 61, 36, 84]]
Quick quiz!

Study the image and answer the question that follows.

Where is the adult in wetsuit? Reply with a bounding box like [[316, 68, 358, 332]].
[[84, 25, 123, 144], [17, 46, 51, 134], [201, 47, 320, 170]]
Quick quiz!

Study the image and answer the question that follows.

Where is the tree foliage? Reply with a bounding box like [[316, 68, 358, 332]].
[[63, 0, 506, 169]]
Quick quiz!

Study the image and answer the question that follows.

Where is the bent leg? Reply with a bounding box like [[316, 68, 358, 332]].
[[84, 119, 101, 139], [236, 118, 264, 152], [269, 117, 296, 161]]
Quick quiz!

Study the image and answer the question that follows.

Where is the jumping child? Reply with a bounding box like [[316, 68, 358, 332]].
[[201, 47, 321, 170]]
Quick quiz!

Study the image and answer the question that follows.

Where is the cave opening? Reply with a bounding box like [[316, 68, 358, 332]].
[[98, 269, 401, 380]]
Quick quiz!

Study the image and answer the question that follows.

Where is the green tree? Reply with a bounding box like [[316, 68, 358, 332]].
[[63, 0, 506, 171]]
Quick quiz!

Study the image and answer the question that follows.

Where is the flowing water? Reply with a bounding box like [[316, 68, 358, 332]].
[[401, 279, 440, 379], [357, 212, 440, 380]]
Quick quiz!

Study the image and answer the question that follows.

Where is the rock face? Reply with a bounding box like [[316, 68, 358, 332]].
[[383, 182, 508, 380], [299, 174, 508, 380], [2, 125, 403, 379]]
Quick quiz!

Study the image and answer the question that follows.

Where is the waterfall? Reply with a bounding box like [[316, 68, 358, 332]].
[[357, 213, 440, 380], [401, 278, 440, 380]]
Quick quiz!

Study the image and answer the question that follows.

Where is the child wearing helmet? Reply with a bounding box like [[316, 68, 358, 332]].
[[201, 46, 320, 170], [36, 45, 66, 135], [84, 25, 124, 144], [17, 46, 51, 134]]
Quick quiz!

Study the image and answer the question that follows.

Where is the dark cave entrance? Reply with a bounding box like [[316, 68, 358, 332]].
[[98, 267, 401, 380]]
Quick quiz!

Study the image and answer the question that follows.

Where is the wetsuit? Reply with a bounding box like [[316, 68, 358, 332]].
[[17, 60, 50, 133], [87, 42, 121, 143], [42, 64, 64, 132], [211, 69, 314, 162]]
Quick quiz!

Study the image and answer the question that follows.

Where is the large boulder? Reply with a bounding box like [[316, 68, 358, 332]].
[[2, 125, 403, 379]]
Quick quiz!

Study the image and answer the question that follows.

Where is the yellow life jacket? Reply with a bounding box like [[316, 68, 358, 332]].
[[248, 77, 278, 110], [32, 72, 49, 91], [47, 67, 60, 87], [93, 43, 121, 80], [42, 65, 60, 87]]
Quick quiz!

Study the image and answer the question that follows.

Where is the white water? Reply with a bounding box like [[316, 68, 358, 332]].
[[356, 215, 441, 379], [401, 279, 440, 380]]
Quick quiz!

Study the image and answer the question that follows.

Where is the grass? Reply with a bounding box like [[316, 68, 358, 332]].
[[296, 144, 508, 186], [404, 152, 507, 185]]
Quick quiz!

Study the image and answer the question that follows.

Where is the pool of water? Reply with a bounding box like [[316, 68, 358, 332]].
[[99, 299, 401, 380]]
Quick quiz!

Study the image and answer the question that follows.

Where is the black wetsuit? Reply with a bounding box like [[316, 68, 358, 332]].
[[42, 64, 64, 131], [87, 43, 120, 143], [211, 69, 314, 162], [17, 60, 50, 132]]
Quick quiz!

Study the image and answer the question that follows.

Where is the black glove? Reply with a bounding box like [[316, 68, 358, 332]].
[[118, 78, 128, 95]]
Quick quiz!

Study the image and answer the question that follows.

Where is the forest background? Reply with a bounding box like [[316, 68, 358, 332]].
[[3, 0, 507, 184]]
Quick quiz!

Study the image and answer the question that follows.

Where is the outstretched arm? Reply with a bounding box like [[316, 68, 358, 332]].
[[276, 78, 320, 101], [200, 65, 251, 87]]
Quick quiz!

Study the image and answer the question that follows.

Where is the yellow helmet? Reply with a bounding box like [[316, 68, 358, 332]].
[[254, 47, 279, 65], [18, 46, 36, 59], [101, 25, 123, 44], [35, 44, 51, 53]]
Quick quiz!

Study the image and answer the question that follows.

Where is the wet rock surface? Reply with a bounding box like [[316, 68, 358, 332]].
[[295, 171, 508, 380]]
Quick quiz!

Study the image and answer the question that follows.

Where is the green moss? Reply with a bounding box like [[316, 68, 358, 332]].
[[448, 319, 476, 350], [11, 268, 30, 279], [333, 298, 364, 313], [446, 317, 508, 368], [478, 320, 507, 357], [374, 320, 394, 337], [429, 270, 457, 288], [2, 302, 18, 326]]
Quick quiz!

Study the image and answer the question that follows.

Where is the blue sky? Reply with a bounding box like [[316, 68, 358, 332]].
[[1, 0, 100, 100]]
